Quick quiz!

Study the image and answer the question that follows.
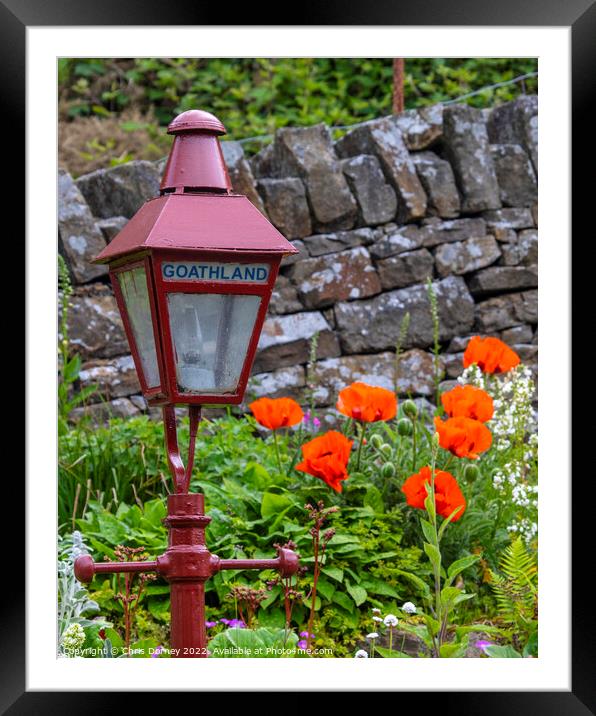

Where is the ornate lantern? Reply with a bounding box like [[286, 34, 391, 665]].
[[95, 109, 294, 406]]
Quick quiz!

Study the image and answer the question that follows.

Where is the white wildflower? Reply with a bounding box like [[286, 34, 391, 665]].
[[402, 601, 417, 615], [462, 363, 538, 545], [355, 650, 369, 658], [384, 614, 398, 627], [61, 623, 85, 655], [366, 632, 379, 640]]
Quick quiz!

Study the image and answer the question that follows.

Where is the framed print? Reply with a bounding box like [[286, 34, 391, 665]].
[[12, 0, 594, 709]]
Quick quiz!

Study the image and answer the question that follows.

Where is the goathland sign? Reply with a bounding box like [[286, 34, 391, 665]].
[[162, 261, 270, 283]]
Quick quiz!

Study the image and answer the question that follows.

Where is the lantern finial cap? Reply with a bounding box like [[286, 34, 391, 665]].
[[167, 109, 226, 136]]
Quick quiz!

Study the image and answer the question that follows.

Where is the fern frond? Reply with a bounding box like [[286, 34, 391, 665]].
[[489, 538, 537, 625]]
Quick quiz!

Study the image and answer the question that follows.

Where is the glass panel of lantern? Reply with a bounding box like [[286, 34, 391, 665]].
[[117, 266, 161, 388], [166, 292, 261, 394]]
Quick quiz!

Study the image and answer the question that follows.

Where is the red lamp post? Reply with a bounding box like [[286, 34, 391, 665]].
[[73, 109, 300, 657]]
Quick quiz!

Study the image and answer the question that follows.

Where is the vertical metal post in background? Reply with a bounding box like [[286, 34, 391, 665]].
[[393, 58, 405, 114]]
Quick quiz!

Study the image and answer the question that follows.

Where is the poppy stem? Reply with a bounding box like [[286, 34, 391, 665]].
[[411, 417, 418, 472], [356, 423, 366, 471], [429, 445, 443, 656], [287, 423, 304, 475], [273, 431, 283, 474]]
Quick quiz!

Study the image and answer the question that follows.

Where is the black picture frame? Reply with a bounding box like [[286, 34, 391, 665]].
[[12, 0, 594, 708]]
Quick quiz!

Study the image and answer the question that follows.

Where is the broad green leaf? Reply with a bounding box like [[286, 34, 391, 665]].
[[95, 513, 128, 544], [360, 550, 398, 563], [396, 569, 431, 598], [142, 499, 167, 528], [440, 642, 466, 658], [454, 624, 504, 638], [332, 543, 362, 555], [342, 566, 361, 583], [209, 627, 266, 657], [484, 644, 522, 658], [322, 566, 344, 583], [424, 542, 441, 571], [260, 492, 292, 519], [259, 584, 281, 609], [424, 485, 436, 520], [453, 593, 475, 606], [440, 586, 462, 610], [364, 485, 384, 513], [420, 518, 436, 546], [423, 614, 441, 637], [128, 638, 160, 657], [243, 462, 271, 489], [447, 555, 480, 582], [438, 506, 464, 540], [256, 608, 285, 629], [361, 578, 400, 598], [147, 597, 170, 622], [86, 536, 115, 558], [346, 583, 367, 607], [332, 591, 355, 613], [104, 628, 123, 649], [144, 584, 172, 596], [268, 506, 293, 532], [63, 354, 81, 382], [302, 594, 321, 611], [315, 577, 336, 602], [328, 533, 361, 545]]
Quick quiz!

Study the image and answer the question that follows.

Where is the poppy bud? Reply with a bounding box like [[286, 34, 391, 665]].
[[464, 464, 480, 483], [397, 418, 413, 437], [402, 399, 418, 419], [370, 434, 383, 450], [380, 443, 392, 458], [432, 431, 441, 450], [381, 463, 396, 478]]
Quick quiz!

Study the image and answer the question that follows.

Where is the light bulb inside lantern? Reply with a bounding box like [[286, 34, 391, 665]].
[[167, 292, 262, 395]]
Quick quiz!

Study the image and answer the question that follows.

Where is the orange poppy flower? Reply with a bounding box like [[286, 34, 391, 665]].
[[295, 430, 353, 492], [402, 466, 467, 521], [249, 397, 304, 431], [441, 384, 494, 423], [463, 336, 520, 374], [434, 416, 492, 460], [336, 381, 397, 423]]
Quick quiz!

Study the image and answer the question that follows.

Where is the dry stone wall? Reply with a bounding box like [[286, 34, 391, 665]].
[[58, 97, 538, 422]]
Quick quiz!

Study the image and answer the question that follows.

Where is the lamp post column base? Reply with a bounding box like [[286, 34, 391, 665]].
[[169, 581, 208, 657]]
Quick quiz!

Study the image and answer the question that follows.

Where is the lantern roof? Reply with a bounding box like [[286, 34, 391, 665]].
[[94, 108, 298, 264], [94, 193, 296, 263], [167, 109, 226, 135]]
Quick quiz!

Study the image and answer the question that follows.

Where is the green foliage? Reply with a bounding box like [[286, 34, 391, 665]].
[[59, 58, 537, 148], [484, 644, 523, 658], [426, 278, 445, 407], [208, 627, 299, 657], [58, 416, 170, 530], [58, 531, 111, 655], [489, 537, 537, 646], [64, 413, 428, 654], [58, 256, 97, 434]]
